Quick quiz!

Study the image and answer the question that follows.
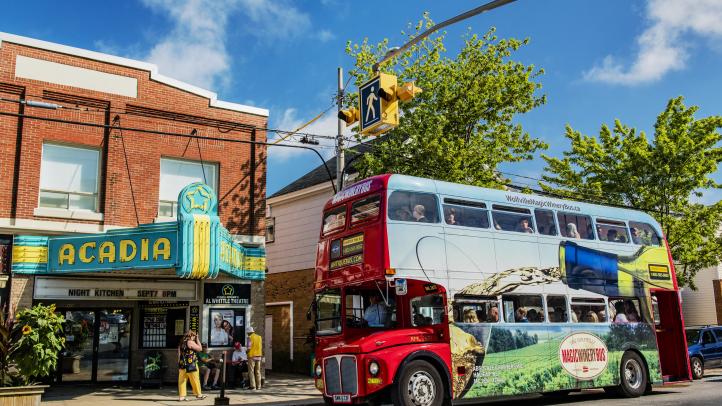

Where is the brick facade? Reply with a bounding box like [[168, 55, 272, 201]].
[[265, 269, 316, 374], [0, 38, 267, 235]]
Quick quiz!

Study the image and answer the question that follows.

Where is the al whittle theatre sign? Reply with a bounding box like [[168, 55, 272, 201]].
[[11, 183, 266, 281]]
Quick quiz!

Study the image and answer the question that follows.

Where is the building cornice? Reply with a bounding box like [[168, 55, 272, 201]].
[[0, 32, 269, 117]]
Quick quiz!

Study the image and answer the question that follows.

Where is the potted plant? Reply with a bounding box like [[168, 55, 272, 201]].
[[0, 304, 65, 403]]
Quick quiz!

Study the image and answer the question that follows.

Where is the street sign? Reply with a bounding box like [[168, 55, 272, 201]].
[[359, 75, 382, 132]]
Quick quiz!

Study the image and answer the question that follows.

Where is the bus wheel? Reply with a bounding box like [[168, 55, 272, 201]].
[[616, 351, 648, 398], [392, 360, 444, 406], [690, 357, 704, 379]]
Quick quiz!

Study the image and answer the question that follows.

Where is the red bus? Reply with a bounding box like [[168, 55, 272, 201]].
[[312, 174, 690, 406]]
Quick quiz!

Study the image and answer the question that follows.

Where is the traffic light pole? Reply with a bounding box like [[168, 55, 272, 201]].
[[372, 0, 517, 72], [336, 67, 345, 191]]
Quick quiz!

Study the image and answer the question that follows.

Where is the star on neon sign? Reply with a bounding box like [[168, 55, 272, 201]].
[[185, 185, 211, 213]]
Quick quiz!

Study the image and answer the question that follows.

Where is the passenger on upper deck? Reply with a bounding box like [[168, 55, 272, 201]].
[[413, 205, 429, 223], [517, 218, 534, 233], [445, 208, 457, 225], [566, 223, 581, 239], [488, 306, 500, 322]]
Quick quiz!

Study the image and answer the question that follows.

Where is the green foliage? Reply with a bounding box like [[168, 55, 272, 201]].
[[541, 96, 722, 287], [9, 304, 65, 386], [345, 14, 547, 188]]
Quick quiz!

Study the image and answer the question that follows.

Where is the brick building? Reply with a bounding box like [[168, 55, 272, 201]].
[[0, 32, 268, 384]]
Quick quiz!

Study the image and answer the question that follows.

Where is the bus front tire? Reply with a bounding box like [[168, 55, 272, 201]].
[[690, 356, 704, 379], [614, 351, 648, 398], [392, 360, 444, 406]]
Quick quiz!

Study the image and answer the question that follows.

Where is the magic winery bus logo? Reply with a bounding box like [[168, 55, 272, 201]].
[[558, 332, 608, 380]]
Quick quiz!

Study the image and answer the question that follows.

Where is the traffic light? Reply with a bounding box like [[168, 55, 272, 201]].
[[338, 107, 360, 125], [396, 81, 423, 102]]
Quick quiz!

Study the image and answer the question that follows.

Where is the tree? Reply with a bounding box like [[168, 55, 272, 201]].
[[346, 14, 547, 188], [541, 96, 722, 287]]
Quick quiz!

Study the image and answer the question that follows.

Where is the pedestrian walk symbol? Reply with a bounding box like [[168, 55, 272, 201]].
[[360, 76, 382, 131]]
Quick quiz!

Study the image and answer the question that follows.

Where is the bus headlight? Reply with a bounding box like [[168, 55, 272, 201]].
[[368, 361, 380, 376], [315, 364, 323, 378]]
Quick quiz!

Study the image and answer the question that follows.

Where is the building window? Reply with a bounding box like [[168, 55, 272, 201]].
[[159, 158, 218, 217], [266, 217, 275, 243], [39, 144, 100, 211]]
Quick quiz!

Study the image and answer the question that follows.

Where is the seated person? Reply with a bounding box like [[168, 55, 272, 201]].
[[517, 218, 534, 233], [515, 307, 528, 322], [613, 301, 628, 323], [198, 344, 220, 390], [584, 311, 599, 323], [607, 229, 619, 242], [445, 208, 457, 225], [630, 227, 642, 244], [566, 223, 581, 239], [463, 308, 479, 323], [394, 207, 412, 221], [487, 306, 500, 322], [363, 294, 388, 327], [230, 342, 248, 388], [413, 313, 430, 326], [412, 204, 429, 222]]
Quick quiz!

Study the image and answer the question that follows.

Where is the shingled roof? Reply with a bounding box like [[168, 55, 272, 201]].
[[269, 142, 374, 198]]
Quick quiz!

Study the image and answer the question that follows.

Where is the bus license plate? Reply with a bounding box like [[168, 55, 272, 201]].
[[332, 394, 352, 403]]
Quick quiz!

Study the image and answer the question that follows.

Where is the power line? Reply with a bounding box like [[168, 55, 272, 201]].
[[0, 108, 337, 194]]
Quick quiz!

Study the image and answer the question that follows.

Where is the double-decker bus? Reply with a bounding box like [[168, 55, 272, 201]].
[[312, 174, 690, 406]]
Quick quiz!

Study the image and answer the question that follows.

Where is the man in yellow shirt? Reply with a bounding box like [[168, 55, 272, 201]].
[[246, 327, 263, 390]]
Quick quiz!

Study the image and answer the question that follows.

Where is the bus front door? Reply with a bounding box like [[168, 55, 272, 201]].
[[650, 289, 691, 382]]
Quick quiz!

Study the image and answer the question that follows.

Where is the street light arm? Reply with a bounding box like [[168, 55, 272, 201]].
[[372, 0, 518, 72]]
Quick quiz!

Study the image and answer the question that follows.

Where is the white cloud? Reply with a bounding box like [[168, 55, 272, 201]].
[[141, 0, 239, 90], [583, 0, 722, 85], [136, 0, 314, 90], [268, 107, 354, 162], [318, 29, 336, 42]]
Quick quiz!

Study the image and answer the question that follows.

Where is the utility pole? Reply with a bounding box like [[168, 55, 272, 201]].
[[336, 67, 345, 191]]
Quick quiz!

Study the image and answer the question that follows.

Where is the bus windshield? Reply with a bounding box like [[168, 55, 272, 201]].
[[315, 289, 342, 336]]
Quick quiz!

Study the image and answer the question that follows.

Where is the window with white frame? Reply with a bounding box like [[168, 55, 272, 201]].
[[39, 144, 100, 211], [159, 158, 218, 217]]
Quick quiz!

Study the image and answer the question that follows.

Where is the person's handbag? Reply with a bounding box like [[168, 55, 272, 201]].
[[181, 347, 198, 372], [185, 361, 197, 372]]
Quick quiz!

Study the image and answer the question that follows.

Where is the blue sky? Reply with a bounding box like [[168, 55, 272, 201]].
[[2, 0, 721, 202]]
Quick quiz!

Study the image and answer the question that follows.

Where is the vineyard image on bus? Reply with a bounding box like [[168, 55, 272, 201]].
[[311, 174, 690, 406]]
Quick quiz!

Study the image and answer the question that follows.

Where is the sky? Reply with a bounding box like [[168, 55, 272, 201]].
[[2, 0, 722, 202]]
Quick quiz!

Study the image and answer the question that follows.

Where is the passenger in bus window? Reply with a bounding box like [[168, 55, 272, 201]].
[[630, 227, 643, 244], [394, 207, 412, 221], [571, 308, 581, 323], [515, 307, 528, 322], [517, 218, 534, 233], [613, 301, 629, 323], [446, 208, 457, 225], [625, 300, 640, 322], [566, 223, 581, 239], [584, 311, 599, 323], [527, 308, 543, 323], [463, 308, 479, 323], [487, 306, 499, 323], [412, 205, 428, 222], [597, 309, 607, 322]]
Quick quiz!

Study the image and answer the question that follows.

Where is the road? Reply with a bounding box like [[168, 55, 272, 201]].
[[458, 368, 722, 406]]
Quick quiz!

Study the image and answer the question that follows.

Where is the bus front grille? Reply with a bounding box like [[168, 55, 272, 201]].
[[324, 356, 358, 396]]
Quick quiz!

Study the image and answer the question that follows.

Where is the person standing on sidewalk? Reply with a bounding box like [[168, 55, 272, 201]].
[[177, 330, 207, 401], [246, 327, 263, 390]]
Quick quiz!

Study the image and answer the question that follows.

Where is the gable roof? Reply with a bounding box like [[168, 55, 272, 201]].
[[270, 142, 373, 198]]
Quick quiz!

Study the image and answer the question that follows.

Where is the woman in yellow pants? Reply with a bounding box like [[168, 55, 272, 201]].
[[178, 330, 207, 401]]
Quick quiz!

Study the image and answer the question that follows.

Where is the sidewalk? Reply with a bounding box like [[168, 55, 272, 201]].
[[41, 373, 324, 406]]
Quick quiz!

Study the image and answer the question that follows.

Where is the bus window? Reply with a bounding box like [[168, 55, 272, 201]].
[[388, 191, 439, 223], [453, 296, 499, 323], [629, 221, 661, 246], [609, 298, 642, 323], [558, 212, 594, 240], [535, 209, 557, 236], [443, 198, 490, 228], [491, 205, 534, 233], [411, 294, 445, 326], [502, 295, 544, 323], [315, 289, 342, 335], [546, 295, 568, 322], [322, 206, 346, 235], [570, 298, 606, 323], [596, 219, 630, 243], [351, 194, 380, 225]]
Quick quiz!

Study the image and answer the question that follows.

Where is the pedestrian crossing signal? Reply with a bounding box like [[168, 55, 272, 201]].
[[338, 107, 360, 125], [359, 73, 398, 136]]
